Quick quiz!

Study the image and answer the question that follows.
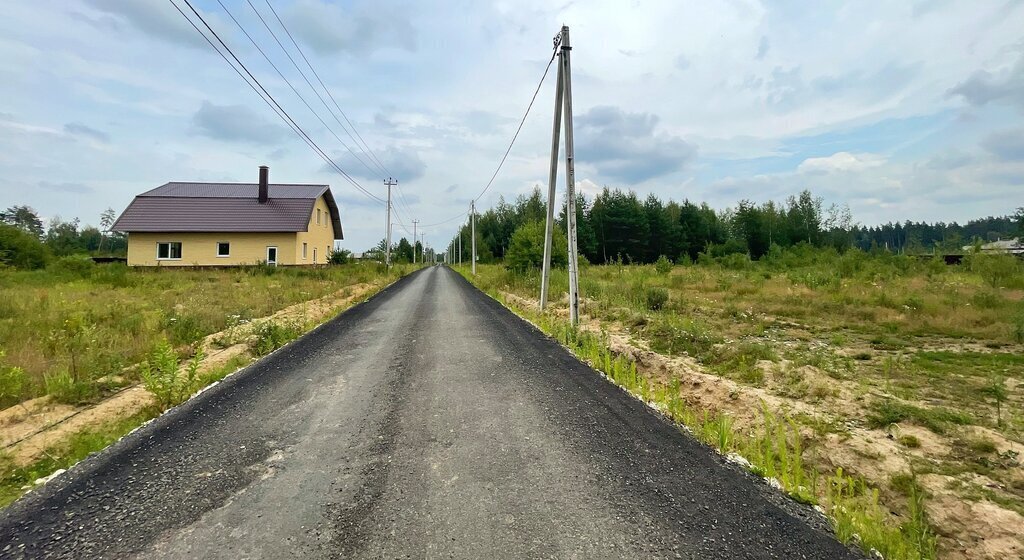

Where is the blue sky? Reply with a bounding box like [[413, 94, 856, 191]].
[[1, 0, 1022, 252]]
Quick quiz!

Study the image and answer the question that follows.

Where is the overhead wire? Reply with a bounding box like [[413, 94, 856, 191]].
[[170, 0, 384, 205], [262, 0, 394, 179], [259, 0, 420, 227], [238, 0, 385, 182], [424, 44, 560, 232], [215, 0, 386, 188]]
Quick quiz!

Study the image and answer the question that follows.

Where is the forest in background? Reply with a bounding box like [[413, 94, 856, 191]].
[[448, 187, 1023, 265]]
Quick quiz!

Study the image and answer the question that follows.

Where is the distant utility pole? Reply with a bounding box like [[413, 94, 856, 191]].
[[471, 200, 477, 275], [385, 177, 397, 267], [412, 219, 419, 264], [540, 26, 580, 326], [458, 231, 462, 267]]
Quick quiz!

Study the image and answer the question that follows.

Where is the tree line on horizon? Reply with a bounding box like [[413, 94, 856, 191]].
[[0, 205, 127, 269], [450, 187, 1023, 266]]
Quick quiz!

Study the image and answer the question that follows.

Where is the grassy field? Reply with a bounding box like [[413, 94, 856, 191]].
[[0, 260, 405, 408], [462, 248, 1024, 560]]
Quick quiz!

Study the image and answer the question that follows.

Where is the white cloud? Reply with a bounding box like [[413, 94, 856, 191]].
[[797, 152, 887, 174]]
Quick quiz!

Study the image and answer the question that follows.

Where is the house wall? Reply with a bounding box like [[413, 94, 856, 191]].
[[125, 195, 338, 266], [294, 195, 337, 264], [126, 232, 298, 266]]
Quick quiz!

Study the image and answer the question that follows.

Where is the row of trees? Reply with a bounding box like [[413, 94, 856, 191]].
[[0, 205, 127, 268], [364, 237, 430, 264], [448, 187, 1023, 266]]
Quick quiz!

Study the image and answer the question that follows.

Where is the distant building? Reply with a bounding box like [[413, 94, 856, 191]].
[[961, 238, 1023, 255], [111, 166, 343, 266]]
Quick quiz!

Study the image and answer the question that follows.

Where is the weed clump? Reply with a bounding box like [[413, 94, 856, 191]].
[[250, 320, 302, 356], [645, 287, 669, 310], [139, 340, 204, 410]]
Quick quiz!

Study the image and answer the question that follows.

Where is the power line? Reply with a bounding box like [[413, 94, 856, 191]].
[[171, 0, 384, 205], [238, 0, 384, 182], [472, 48, 559, 202], [215, 0, 384, 188], [423, 46, 559, 231], [262, 0, 394, 179], [259, 0, 420, 228]]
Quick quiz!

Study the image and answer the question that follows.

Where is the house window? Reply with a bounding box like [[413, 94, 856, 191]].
[[316, 208, 321, 225], [313, 248, 317, 263], [216, 242, 230, 257], [302, 242, 307, 259], [157, 242, 182, 260]]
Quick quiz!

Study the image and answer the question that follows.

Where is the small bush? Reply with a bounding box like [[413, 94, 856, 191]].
[[970, 290, 1003, 309], [897, 434, 921, 448], [48, 255, 95, 277], [139, 340, 204, 410], [250, 320, 302, 356], [328, 249, 351, 265], [654, 255, 673, 274], [139, 340, 181, 410], [645, 287, 669, 310], [0, 351, 29, 408]]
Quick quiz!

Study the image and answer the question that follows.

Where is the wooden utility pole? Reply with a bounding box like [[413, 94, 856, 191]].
[[541, 25, 580, 325], [384, 177, 397, 267]]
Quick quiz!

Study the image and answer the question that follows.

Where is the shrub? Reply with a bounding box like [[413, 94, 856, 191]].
[[505, 221, 567, 272], [139, 340, 181, 410], [48, 255, 95, 277], [0, 350, 29, 408], [139, 340, 204, 410], [654, 255, 673, 274], [645, 287, 669, 310], [0, 223, 50, 269], [966, 252, 1020, 288], [328, 249, 351, 265], [250, 320, 301, 356]]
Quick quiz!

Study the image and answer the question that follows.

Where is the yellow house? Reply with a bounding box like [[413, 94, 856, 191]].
[[112, 166, 343, 266]]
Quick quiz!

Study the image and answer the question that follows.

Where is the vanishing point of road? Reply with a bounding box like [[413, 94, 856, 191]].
[[0, 266, 861, 559]]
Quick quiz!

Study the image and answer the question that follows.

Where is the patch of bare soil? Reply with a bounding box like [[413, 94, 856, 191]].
[[1, 280, 386, 468], [498, 289, 1024, 560]]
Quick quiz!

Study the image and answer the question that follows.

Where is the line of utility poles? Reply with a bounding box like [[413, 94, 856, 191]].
[[540, 25, 580, 326], [384, 177, 397, 267]]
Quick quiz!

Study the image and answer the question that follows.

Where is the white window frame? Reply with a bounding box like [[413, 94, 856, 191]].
[[266, 246, 278, 266], [156, 241, 182, 261], [313, 247, 317, 263], [216, 241, 230, 258], [302, 242, 308, 260], [316, 208, 321, 225]]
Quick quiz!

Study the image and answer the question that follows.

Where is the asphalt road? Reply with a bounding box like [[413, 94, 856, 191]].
[[0, 266, 862, 559]]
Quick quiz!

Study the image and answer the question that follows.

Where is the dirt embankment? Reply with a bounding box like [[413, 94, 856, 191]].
[[499, 290, 1024, 560], [1, 281, 383, 467]]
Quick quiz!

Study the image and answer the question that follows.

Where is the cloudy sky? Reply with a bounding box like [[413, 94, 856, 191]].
[[2, 1, 1022, 251]]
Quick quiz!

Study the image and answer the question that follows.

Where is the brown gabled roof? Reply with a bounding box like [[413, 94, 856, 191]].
[[111, 182, 343, 240]]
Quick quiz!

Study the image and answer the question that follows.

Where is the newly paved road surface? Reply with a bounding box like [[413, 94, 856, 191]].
[[0, 266, 861, 559]]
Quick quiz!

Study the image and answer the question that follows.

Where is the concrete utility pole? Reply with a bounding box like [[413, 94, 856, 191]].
[[458, 231, 462, 267], [471, 200, 477, 275], [384, 177, 397, 267], [539, 26, 580, 326], [412, 220, 419, 264], [561, 26, 580, 326], [541, 39, 565, 311]]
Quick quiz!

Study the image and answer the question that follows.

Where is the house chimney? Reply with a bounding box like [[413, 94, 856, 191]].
[[258, 165, 269, 204]]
